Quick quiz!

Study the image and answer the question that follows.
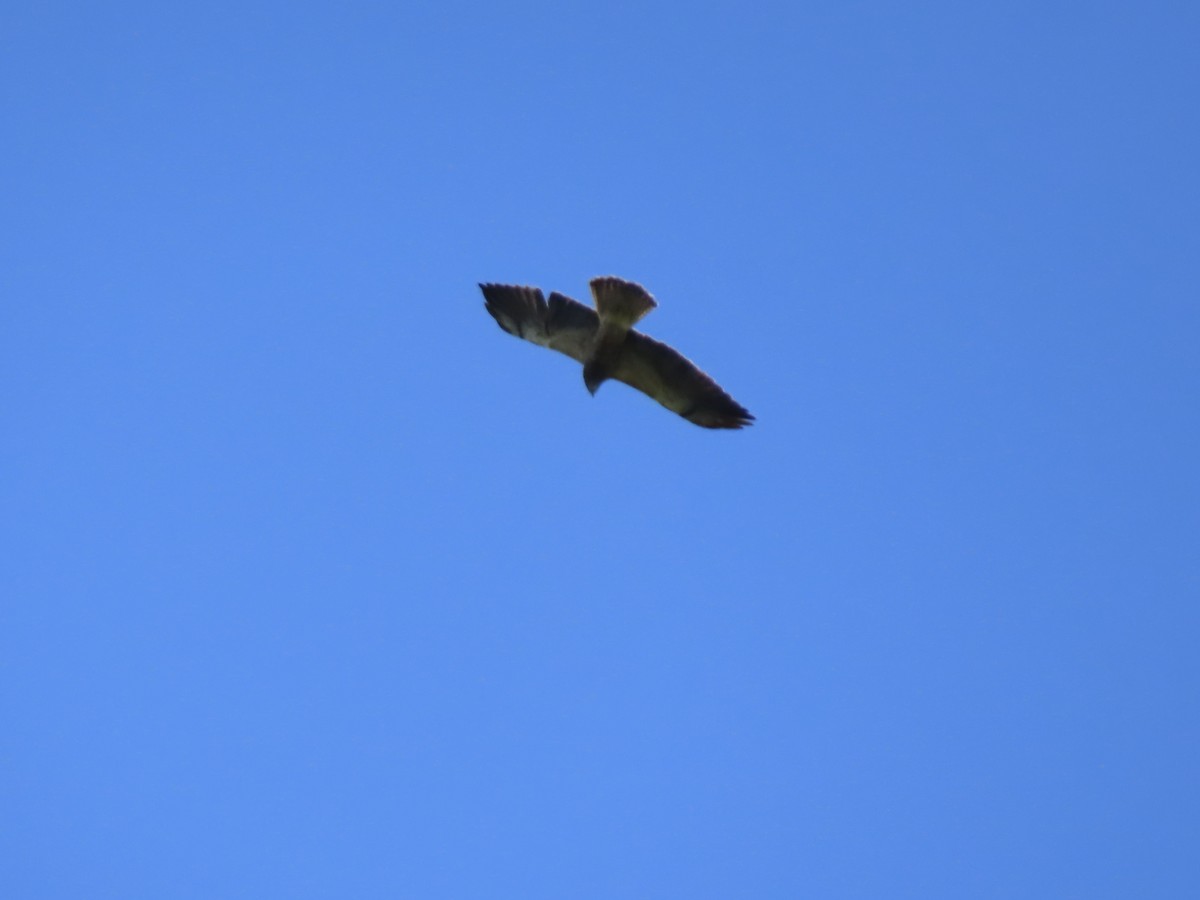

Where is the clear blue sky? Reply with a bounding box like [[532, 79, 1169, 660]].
[[3, 2, 1197, 897]]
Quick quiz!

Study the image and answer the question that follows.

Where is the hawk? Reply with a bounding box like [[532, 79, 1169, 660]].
[[480, 276, 753, 429]]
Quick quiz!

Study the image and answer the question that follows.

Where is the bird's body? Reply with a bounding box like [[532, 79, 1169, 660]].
[[480, 276, 753, 429]]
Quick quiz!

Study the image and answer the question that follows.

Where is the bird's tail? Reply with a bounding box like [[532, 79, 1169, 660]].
[[590, 276, 657, 331]]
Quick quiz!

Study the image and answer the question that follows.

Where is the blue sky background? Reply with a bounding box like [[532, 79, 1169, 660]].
[[3, 2, 1198, 897]]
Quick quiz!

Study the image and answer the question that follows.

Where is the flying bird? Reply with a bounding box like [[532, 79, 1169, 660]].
[[480, 276, 753, 429]]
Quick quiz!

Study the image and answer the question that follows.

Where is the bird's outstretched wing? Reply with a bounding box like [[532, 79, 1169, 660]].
[[480, 284, 598, 364], [613, 330, 754, 429]]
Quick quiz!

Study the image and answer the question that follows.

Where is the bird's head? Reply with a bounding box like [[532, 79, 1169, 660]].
[[582, 359, 609, 396]]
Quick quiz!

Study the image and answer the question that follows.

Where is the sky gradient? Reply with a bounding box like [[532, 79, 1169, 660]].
[[3, 2, 1198, 897]]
